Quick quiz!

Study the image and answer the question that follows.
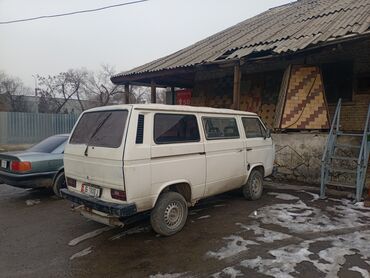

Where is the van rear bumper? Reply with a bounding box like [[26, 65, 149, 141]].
[[60, 189, 137, 218]]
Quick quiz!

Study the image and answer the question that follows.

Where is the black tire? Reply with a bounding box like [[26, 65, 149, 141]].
[[150, 191, 188, 236], [53, 172, 66, 198], [243, 169, 264, 200]]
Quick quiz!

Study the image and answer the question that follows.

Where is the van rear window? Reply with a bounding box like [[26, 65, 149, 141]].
[[70, 110, 128, 148]]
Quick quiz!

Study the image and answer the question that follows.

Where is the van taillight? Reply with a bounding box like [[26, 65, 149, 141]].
[[10, 161, 32, 172], [66, 177, 76, 188], [111, 189, 126, 201]]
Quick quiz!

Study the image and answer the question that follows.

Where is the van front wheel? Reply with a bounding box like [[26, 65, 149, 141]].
[[243, 169, 263, 200], [151, 191, 188, 236]]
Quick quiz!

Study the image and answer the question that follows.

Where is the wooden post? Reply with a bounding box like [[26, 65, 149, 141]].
[[124, 84, 130, 104], [171, 87, 176, 105], [233, 63, 241, 110], [151, 81, 156, 103]]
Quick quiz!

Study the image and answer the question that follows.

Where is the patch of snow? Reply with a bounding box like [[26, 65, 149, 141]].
[[207, 235, 258, 260], [25, 199, 40, 206], [68, 226, 113, 246], [214, 204, 226, 208], [326, 202, 369, 228], [268, 192, 300, 201], [197, 215, 211, 220], [301, 191, 320, 201], [349, 267, 370, 278], [236, 223, 291, 243], [212, 267, 243, 278], [250, 199, 370, 233], [109, 226, 150, 240], [149, 273, 188, 278], [240, 230, 370, 278], [70, 246, 93, 260]]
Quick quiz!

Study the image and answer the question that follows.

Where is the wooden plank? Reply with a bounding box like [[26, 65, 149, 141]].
[[274, 65, 291, 129]]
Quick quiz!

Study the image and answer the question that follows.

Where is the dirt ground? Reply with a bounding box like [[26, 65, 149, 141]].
[[0, 182, 369, 278]]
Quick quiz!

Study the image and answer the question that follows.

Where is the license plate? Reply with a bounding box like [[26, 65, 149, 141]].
[[1, 160, 7, 168], [81, 184, 101, 198]]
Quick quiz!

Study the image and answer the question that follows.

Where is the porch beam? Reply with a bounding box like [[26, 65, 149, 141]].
[[124, 84, 130, 104], [151, 81, 156, 103], [233, 63, 241, 110], [171, 87, 176, 105]]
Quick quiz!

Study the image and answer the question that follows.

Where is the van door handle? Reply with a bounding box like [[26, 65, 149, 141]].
[[237, 149, 243, 152], [199, 152, 206, 155], [246, 148, 253, 151]]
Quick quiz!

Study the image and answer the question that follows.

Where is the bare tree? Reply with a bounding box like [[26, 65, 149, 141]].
[[129, 86, 150, 103], [0, 71, 30, 112], [128, 86, 166, 104], [82, 64, 123, 106], [37, 69, 88, 113]]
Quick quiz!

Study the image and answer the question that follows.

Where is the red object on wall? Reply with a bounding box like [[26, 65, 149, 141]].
[[176, 90, 192, 105]]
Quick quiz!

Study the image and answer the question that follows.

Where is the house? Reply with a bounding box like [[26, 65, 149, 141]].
[[112, 0, 369, 130], [111, 0, 370, 185]]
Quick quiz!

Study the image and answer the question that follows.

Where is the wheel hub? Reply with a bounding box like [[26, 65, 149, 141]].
[[164, 201, 183, 228], [252, 176, 262, 194]]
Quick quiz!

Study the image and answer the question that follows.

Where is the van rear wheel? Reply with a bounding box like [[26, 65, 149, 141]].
[[151, 191, 188, 236], [243, 169, 263, 200]]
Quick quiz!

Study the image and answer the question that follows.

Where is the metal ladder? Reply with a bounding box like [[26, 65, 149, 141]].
[[320, 99, 370, 202]]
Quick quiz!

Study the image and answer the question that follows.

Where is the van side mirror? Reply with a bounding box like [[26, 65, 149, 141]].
[[265, 129, 271, 139]]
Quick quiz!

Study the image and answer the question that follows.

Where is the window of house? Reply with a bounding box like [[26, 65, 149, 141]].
[[357, 74, 370, 94], [322, 62, 353, 103], [203, 117, 239, 140], [242, 117, 266, 138], [154, 114, 200, 144]]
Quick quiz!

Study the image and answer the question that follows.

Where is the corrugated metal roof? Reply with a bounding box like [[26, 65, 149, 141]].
[[114, 0, 370, 79]]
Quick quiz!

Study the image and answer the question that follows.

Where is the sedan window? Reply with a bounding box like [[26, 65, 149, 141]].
[[28, 136, 68, 153]]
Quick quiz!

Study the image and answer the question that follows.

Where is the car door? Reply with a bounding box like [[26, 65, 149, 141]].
[[241, 117, 273, 176], [150, 112, 206, 202], [202, 115, 246, 197], [64, 108, 130, 203]]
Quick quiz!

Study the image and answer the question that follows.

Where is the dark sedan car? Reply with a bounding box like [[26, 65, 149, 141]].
[[0, 134, 69, 197]]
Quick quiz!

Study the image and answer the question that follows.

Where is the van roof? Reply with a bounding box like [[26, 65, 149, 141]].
[[85, 104, 258, 116]]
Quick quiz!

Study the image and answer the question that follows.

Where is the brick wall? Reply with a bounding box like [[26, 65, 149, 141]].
[[192, 70, 282, 128], [310, 39, 370, 131]]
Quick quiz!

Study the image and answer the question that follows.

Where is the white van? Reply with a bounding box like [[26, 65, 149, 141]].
[[61, 104, 275, 236]]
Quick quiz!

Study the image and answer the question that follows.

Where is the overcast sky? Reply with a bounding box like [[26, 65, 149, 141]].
[[0, 0, 292, 87]]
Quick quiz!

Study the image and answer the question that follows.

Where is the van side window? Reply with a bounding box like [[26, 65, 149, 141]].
[[136, 114, 144, 144], [242, 117, 266, 138], [203, 117, 239, 140], [154, 114, 200, 144]]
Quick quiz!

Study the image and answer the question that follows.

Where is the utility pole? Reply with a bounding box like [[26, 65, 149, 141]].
[[32, 75, 38, 96]]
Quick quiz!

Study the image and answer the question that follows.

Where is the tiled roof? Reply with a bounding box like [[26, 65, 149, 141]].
[[114, 0, 370, 79]]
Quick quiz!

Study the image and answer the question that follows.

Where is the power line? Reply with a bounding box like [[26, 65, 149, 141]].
[[0, 0, 149, 25]]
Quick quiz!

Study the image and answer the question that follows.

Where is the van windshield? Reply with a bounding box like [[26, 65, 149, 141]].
[[70, 110, 128, 148]]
